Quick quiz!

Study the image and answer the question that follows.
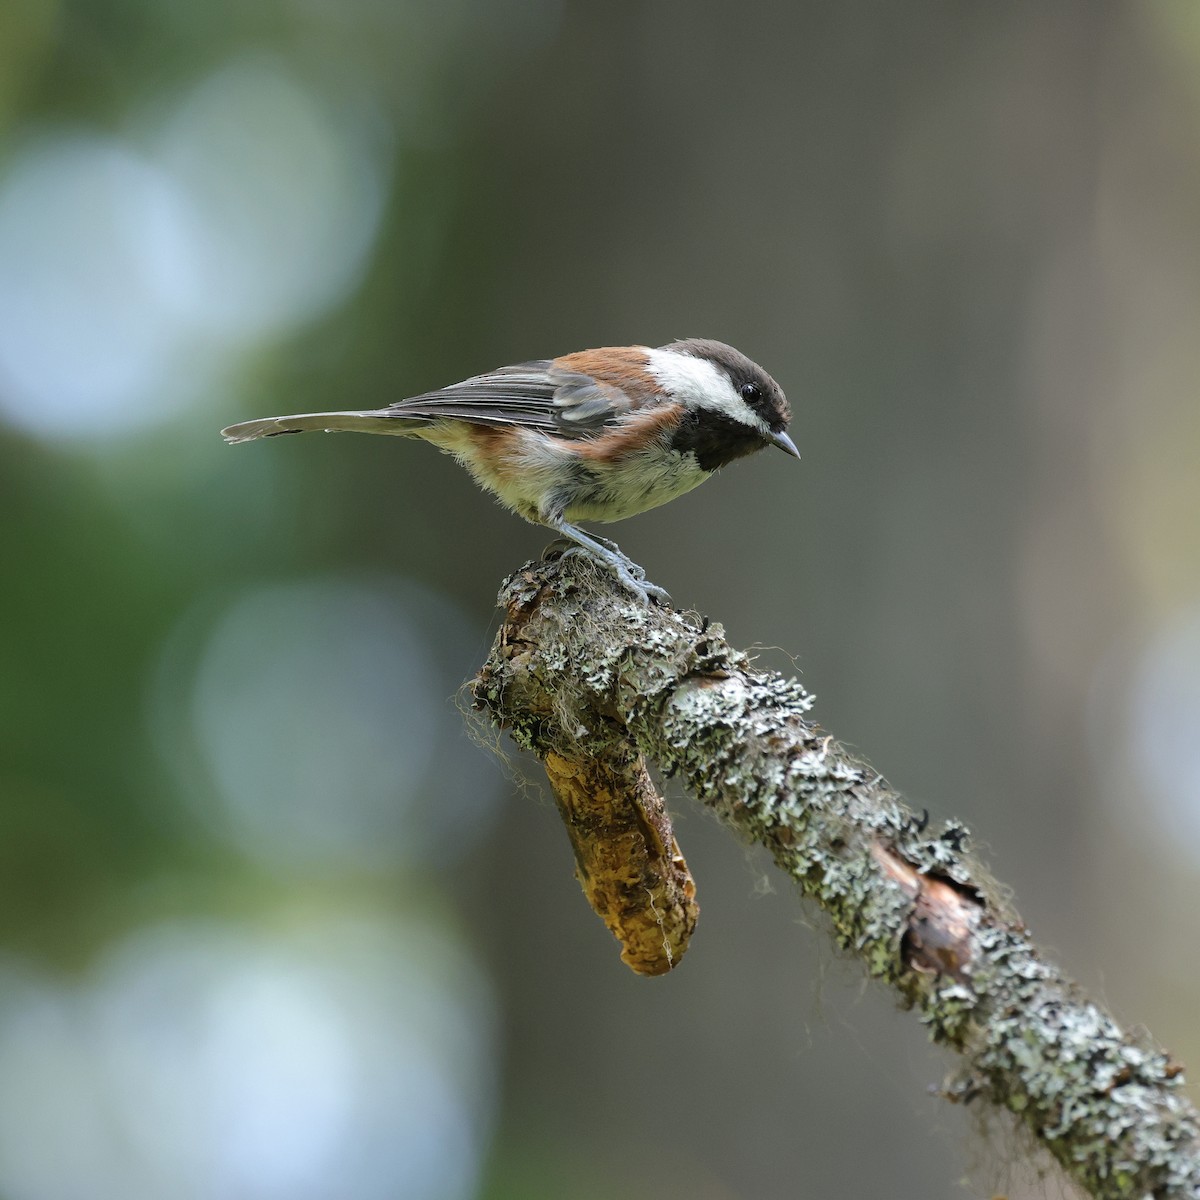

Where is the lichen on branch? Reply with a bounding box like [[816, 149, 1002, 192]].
[[472, 551, 1200, 1200]]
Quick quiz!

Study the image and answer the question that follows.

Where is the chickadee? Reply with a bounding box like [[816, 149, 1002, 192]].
[[221, 338, 797, 601]]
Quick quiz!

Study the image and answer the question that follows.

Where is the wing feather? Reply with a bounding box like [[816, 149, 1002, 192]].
[[383, 361, 643, 436]]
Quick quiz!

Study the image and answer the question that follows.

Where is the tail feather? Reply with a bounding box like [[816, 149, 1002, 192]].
[[220, 411, 424, 444]]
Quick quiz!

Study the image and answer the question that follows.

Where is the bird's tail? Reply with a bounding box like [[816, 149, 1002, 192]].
[[220, 411, 425, 444]]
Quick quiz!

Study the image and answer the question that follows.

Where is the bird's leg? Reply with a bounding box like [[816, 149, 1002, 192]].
[[578, 532, 623, 555], [542, 517, 670, 605], [540, 530, 623, 559]]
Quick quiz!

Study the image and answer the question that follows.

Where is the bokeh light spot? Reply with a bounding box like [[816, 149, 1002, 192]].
[[1127, 606, 1200, 857], [152, 54, 387, 338], [0, 914, 496, 1200], [152, 574, 501, 873], [0, 55, 388, 444], [0, 135, 192, 438]]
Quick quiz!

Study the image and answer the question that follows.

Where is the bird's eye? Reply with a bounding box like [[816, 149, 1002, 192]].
[[740, 382, 762, 403]]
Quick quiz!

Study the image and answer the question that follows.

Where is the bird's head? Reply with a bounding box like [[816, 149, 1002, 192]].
[[652, 338, 797, 471]]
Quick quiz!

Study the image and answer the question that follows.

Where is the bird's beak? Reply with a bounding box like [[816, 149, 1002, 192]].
[[770, 430, 801, 459]]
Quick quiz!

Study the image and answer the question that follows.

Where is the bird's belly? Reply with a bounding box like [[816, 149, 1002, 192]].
[[562, 447, 709, 524], [423, 423, 707, 525]]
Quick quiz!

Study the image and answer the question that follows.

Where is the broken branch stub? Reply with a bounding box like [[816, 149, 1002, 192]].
[[542, 746, 697, 975]]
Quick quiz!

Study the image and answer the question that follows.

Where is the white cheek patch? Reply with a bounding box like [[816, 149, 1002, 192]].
[[645, 347, 766, 430]]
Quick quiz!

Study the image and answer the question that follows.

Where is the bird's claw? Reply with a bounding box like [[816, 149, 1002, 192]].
[[632, 577, 671, 605]]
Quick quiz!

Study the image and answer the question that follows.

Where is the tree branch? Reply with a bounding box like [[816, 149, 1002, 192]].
[[472, 552, 1200, 1200]]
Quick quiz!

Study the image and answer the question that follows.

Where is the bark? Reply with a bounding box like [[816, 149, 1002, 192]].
[[472, 551, 1200, 1200]]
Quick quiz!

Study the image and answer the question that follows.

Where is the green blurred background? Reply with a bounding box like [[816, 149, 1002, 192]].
[[2, 2, 1199, 1197]]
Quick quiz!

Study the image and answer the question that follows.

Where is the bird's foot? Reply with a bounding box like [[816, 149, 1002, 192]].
[[550, 544, 670, 605]]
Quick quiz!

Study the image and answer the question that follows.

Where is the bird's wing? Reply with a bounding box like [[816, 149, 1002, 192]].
[[384, 357, 653, 436]]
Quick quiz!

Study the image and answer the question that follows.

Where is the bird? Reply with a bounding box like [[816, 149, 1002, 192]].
[[221, 338, 798, 602]]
